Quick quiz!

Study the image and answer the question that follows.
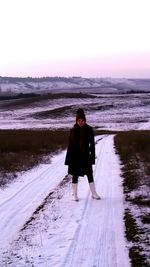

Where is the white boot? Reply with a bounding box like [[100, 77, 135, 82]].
[[89, 182, 101, 199], [72, 183, 79, 201]]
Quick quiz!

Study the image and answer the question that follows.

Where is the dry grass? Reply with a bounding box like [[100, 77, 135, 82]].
[[114, 130, 150, 267], [0, 129, 69, 187]]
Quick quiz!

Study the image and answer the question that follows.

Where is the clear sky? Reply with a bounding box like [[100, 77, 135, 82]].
[[0, 0, 150, 78]]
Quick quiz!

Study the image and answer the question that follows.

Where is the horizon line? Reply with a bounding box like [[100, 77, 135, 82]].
[[0, 75, 150, 80]]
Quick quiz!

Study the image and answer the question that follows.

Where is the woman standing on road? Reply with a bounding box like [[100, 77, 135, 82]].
[[65, 108, 100, 201]]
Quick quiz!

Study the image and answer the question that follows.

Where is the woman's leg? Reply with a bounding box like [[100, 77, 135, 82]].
[[72, 175, 79, 184], [87, 174, 101, 200], [72, 175, 79, 201], [87, 173, 94, 183]]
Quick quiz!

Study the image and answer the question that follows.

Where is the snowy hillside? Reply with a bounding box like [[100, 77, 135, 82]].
[[0, 76, 150, 95], [0, 92, 150, 130]]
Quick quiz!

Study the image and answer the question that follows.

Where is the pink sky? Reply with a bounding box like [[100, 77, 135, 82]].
[[0, 0, 150, 78], [1, 53, 150, 78]]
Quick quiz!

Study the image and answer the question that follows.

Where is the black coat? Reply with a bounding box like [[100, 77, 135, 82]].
[[65, 123, 95, 176]]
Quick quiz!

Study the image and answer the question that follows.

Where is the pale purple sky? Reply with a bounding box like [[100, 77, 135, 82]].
[[0, 0, 150, 78]]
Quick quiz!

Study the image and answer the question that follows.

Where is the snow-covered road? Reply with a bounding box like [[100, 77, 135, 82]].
[[0, 151, 67, 253], [60, 135, 130, 267], [0, 135, 130, 267]]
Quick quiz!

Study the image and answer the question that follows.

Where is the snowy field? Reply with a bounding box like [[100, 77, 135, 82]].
[[0, 93, 150, 130]]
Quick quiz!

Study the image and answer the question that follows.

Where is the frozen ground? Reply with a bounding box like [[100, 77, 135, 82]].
[[0, 135, 130, 267], [0, 90, 149, 266], [0, 93, 150, 130]]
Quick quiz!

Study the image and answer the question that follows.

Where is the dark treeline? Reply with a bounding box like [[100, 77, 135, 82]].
[[0, 92, 95, 101], [0, 93, 40, 100]]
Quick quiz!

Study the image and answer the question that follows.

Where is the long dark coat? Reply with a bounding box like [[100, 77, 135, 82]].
[[65, 123, 95, 176]]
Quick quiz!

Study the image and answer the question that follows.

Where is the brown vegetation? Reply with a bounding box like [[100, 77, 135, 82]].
[[114, 130, 150, 267], [0, 129, 69, 187]]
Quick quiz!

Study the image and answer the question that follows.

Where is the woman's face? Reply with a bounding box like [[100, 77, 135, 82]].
[[77, 119, 86, 127]]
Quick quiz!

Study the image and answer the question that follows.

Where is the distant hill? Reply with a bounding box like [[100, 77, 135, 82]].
[[0, 76, 150, 95]]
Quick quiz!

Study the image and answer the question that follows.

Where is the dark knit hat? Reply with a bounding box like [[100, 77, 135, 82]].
[[76, 108, 86, 122]]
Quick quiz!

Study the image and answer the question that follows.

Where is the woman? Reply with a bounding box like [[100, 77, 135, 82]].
[[65, 108, 100, 201]]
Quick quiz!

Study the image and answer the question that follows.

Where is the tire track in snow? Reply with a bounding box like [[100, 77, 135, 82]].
[[61, 135, 130, 267], [0, 151, 67, 252], [61, 136, 107, 266], [0, 164, 53, 208]]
